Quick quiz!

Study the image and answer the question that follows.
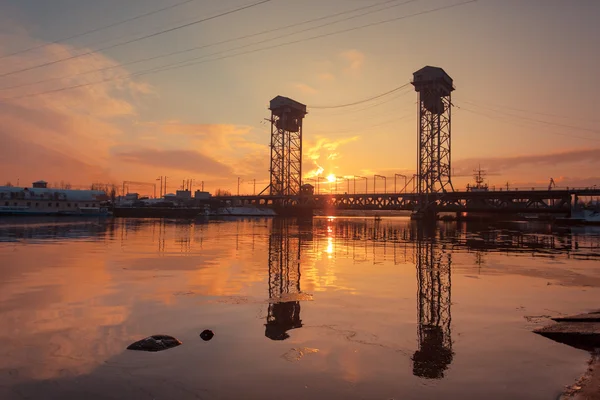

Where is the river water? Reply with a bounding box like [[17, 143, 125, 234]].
[[1, 216, 599, 399]]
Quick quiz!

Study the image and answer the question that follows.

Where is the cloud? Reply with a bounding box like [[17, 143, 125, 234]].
[[0, 30, 151, 185], [454, 148, 600, 175], [317, 73, 335, 82], [0, 131, 109, 185], [292, 83, 318, 95], [303, 136, 359, 178], [340, 49, 365, 75], [115, 148, 233, 176]]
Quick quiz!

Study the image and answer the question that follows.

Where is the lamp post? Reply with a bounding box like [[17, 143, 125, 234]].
[[394, 174, 407, 193], [374, 175, 386, 194], [354, 176, 367, 194]]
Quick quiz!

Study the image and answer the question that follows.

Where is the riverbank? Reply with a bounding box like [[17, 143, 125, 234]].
[[560, 351, 599, 399], [535, 312, 600, 399]]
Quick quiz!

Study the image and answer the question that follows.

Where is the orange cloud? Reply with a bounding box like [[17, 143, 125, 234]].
[[454, 148, 600, 175], [0, 32, 150, 185], [317, 72, 336, 82], [340, 49, 365, 75], [114, 148, 234, 176], [293, 82, 318, 95]]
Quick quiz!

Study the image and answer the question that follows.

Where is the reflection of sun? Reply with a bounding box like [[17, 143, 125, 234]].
[[326, 174, 336, 183], [326, 237, 333, 256]]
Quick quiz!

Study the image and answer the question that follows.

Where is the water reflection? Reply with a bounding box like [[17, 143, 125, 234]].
[[412, 226, 453, 379], [266, 219, 303, 340], [1, 217, 600, 398]]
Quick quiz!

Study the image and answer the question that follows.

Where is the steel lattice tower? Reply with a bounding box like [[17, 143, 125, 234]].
[[412, 67, 455, 208], [265, 219, 302, 340], [267, 96, 307, 196], [412, 231, 453, 379]]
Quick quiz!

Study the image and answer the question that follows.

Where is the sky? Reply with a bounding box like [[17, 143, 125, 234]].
[[0, 0, 599, 195]]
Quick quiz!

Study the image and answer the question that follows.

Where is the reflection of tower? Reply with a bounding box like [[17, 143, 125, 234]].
[[266, 96, 307, 196], [412, 66, 454, 213], [265, 219, 302, 340], [412, 232, 453, 379]]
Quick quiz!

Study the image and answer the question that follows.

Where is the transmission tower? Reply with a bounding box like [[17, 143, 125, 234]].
[[412, 230, 453, 379], [267, 96, 307, 196], [412, 66, 455, 210], [265, 219, 303, 340]]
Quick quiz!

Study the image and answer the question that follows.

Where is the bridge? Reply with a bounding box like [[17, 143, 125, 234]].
[[218, 188, 600, 216], [220, 66, 597, 218]]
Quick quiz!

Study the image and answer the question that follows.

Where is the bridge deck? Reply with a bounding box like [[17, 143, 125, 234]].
[[217, 189, 600, 214]]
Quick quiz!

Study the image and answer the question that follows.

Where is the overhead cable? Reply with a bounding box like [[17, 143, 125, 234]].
[[0, 1, 477, 100], [0, 0, 273, 79], [0, 0, 419, 92], [309, 83, 411, 109], [0, 0, 198, 61]]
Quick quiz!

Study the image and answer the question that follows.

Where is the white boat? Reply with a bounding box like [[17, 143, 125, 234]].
[[0, 180, 110, 217], [217, 206, 277, 217], [555, 209, 600, 225]]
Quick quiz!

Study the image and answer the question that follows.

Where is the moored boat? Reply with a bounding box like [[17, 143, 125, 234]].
[[0, 180, 110, 217]]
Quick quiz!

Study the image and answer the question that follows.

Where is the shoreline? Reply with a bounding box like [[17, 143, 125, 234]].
[[534, 312, 600, 399], [561, 351, 599, 400]]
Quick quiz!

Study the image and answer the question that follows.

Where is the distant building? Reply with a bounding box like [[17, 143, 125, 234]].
[[125, 193, 139, 201], [32, 180, 48, 189], [0, 180, 108, 215], [194, 190, 211, 200], [176, 190, 192, 200]]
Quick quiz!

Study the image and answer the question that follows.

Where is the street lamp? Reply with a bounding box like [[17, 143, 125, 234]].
[[354, 176, 367, 194], [374, 175, 386, 194], [307, 177, 326, 194], [394, 174, 407, 193], [344, 177, 351, 194]]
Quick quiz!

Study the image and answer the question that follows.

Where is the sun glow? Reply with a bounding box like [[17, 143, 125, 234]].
[[326, 174, 336, 183]]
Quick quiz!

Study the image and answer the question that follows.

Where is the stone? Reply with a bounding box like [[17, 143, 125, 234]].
[[534, 321, 600, 351], [200, 330, 214, 341], [127, 335, 182, 352]]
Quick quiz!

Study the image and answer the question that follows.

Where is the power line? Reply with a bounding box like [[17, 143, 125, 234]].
[[311, 87, 413, 117], [0, 0, 198, 61], [456, 105, 600, 142], [309, 83, 411, 109], [143, 0, 477, 81], [0, 0, 273, 79], [0, 1, 476, 100], [458, 101, 600, 135], [0, 0, 418, 93], [459, 98, 600, 123]]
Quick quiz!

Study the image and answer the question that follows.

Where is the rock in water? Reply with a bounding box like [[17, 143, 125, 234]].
[[127, 335, 182, 352], [200, 330, 214, 341]]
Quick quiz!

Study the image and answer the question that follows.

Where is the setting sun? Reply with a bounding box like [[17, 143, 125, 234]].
[[327, 174, 336, 183]]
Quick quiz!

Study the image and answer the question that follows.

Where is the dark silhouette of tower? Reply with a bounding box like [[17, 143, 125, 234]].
[[265, 219, 303, 340], [266, 96, 307, 196], [412, 226, 453, 379], [412, 66, 454, 218]]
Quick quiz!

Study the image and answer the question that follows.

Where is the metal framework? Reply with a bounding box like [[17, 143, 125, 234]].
[[267, 96, 307, 196], [412, 66, 455, 205], [216, 188, 600, 216], [266, 219, 303, 340], [412, 232, 453, 379]]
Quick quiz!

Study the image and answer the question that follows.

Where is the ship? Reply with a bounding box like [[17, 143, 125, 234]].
[[0, 180, 110, 216], [466, 166, 489, 192]]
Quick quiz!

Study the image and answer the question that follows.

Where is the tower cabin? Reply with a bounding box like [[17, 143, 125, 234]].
[[269, 96, 307, 133]]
